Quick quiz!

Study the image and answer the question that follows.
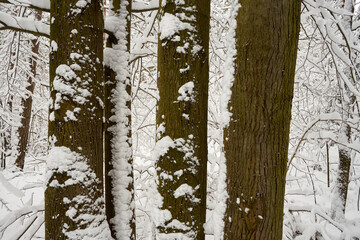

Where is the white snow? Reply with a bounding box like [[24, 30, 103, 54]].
[[103, 1, 135, 239], [177, 81, 195, 102], [159, 13, 194, 40], [173, 183, 195, 198], [50, 40, 58, 52], [0, 12, 49, 37]]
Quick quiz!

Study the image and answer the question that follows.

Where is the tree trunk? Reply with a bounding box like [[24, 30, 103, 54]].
[[156, 0, 210, 239], [331, 0, 354, 221], [15, 10, 41, 170], [223, 1, 301, 239], [332, 124, 352, 220], [104, 0, 136, 239], [45, 1, 110, 239]]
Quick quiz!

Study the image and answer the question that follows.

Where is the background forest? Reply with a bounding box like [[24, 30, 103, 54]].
[[0, 0, 359, 239]]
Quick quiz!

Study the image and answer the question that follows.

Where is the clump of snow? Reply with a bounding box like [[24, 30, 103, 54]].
[[166, 219, 190, 231], [159, 13, 194, 40], [51, 40, 58, 52], [65, 110, 78, 121], [177, 81, 195, 102], [154, 136, 175, 160], [75, 0, 89, 8], [46, 146, 112, 239], [173, 183, 195, 198], [46, 146, 95, 187]]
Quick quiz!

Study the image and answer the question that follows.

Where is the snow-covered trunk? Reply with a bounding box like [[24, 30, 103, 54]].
[[332, 121, 352, 221], [15, 10, 41, 170], [222, 0, 301, 239], [45, 1, 111, 239], [104, 0, 135, 239], [331, 0, 354, 222], [3, 31, 21, 167], [155, 0, 210, 239]]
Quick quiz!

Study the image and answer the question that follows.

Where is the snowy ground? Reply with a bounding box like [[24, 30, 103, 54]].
[[1, 150, 360, 239], [0, 157, 45, 239]]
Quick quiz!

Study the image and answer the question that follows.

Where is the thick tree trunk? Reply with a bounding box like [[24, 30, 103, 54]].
[[15, 10, 41, 170], [155, 0, 210, 239], [223, 1, 301, 239], [45, 1, 110, 239], [104, 0, 136, 239]]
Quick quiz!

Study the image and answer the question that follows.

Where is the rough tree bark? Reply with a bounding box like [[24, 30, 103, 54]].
[[223, 0, 301, 239], [45, 1, 110, 239], [15, 10, 41, 170], [155, 0, 210, 239]]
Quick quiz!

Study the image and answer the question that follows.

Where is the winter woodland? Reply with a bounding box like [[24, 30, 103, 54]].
[[0, 0, 360, 239]]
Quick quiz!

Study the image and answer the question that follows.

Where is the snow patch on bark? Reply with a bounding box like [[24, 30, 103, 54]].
[[177, 81, 195, 102], [159, 13, 194, 40], [46, 146, 112, 239]]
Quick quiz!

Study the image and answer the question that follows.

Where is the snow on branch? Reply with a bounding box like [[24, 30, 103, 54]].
[[0, 204, 44, 234], [303, 0, 353, 17], [0, 0, 50, 12], [132, 0, 159, 12], [0, 11, 49, 37]]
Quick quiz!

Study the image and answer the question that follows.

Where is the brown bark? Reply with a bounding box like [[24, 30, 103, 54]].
[[156, 0, 210, 239], [15, 10, 41, 170], [223, 1, 301, 239], [45, 1, 108, 239]]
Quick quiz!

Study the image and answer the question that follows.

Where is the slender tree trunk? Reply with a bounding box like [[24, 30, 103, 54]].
[[332, 123, 352, 220], [104, 0, 136, 239], [15, 10, 41, 170], [45, 1, 110, 239], [223, 1, 301, 239], [331, 0, 354, 221], [0, 120, 4, 168], [4, 98, 13, 164], [156, 0, 210, 239]]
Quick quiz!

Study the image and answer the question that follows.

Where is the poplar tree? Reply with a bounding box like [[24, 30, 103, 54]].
[[223, 0, 301, 239], [155, 0, 210, 239]]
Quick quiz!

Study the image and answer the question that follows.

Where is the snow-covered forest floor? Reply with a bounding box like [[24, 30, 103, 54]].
[[1, 148, 359, 239]]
